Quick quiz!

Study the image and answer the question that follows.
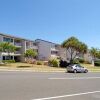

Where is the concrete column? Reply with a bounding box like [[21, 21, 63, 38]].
[[13, 56, 14, 60], [0, 53, 2, 62], [0, 35, 3, 42], [13, 38, 14, 45], [92, 59, 94, 66], [20, 40, 26, 62]]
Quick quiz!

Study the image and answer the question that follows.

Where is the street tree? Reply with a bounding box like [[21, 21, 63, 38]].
[[61, 36, 87, 63]]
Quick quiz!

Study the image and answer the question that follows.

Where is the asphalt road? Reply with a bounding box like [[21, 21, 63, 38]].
[[0, 71, 100, 100]]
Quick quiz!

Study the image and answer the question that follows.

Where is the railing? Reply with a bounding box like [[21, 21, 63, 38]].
[[51, 48, 59, 51], [31, 46, 38, 49], [26, 46, 30, 49], [15, 51, 21, 54], [14, 43, 22, 46], [26, 45, 38, 50]]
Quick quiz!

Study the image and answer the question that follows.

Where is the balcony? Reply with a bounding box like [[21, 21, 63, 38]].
[[15, 51, 21, 54], [26, 46, 30, 49], [51, 48, 59, 51], [51, 54, 60, 58], [31, 45, 38, 50], [14, 42, 22, 47]]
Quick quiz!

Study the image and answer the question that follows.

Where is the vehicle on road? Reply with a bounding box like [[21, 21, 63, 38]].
[[67, 64, 88, 73]]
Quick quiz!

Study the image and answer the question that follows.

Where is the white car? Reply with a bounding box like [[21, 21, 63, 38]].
[[67, 64, 88, 73]]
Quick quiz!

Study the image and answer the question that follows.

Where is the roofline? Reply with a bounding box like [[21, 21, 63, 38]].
[[0, 32, 34, 42], [35, 39, 60, 45], [0, 32, 60, 45]]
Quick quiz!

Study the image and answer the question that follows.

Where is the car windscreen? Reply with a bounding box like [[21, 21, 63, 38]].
[[77, 65, 84, 68]]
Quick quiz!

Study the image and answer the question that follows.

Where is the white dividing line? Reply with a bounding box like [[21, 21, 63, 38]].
[[49, 77, 100, 80], [32, 91, 100, 100]]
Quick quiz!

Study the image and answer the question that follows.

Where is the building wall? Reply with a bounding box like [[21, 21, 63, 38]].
[[0, 33, 38, 62], [36, 40, 51, 60], [0, 35, 3, 42], [36, 39, 60, 60], [0, 35, 3, 61], [84, 51, 92, 63], [57, 46, 67, 60], [20, 40, 26, 62], [0, 33, 92, 63]]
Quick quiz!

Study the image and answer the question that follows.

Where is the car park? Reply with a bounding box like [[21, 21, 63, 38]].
[[67, 64, 88, 73]]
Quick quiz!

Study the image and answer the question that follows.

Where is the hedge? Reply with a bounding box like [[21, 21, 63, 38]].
[[48, 59, 59, 67], [2, 60, 15, 63], [36, 61, 43, 65], [94, 61, 100, 66], [78, 58, 84, 63]]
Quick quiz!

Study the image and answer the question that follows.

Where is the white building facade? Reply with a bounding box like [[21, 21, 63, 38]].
[[0, 33, 38, 62], [0, 33, 91, 62], [35, 39, 60, 60]]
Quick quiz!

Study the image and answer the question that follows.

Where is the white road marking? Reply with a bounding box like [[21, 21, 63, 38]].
[[32, 91, 100, 100], [48, 77, 100, 80]]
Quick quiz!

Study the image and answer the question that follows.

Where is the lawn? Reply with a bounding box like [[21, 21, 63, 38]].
[[0, 62, 100, 72], [0, 62, 65, 72], [81, 63, 100, 72]]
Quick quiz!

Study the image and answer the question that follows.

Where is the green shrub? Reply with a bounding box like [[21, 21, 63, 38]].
[[36, 61, 43, 65], [2, 60, 15, 63], [94, 61, 100, 66], [78, 58, 84, 63], [84, 61, 91, 64], [73, 59, 79, 64], [48, 59, 59, 67]]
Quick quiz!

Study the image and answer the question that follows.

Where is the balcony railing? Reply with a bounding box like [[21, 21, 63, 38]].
[[26, 45, 38, 50], [51, 48, 59, 51], [15, 51, 21, 54], [31, 46, 38, 49], [14, 43, 22, 46], [26, 46, 30, 49]]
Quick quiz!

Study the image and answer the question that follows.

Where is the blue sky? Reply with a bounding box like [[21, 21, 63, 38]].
[[0, 0, 100, 48]]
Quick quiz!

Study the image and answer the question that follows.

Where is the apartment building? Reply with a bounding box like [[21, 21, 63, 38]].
[[0, 33, 38, 62], [0, 33, 91, 63], [35, 39, 60, 60]]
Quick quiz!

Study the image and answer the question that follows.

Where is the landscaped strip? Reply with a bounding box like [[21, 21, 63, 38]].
[[0, 63, 100, 72]]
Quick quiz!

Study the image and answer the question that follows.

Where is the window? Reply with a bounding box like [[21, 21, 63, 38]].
[[51, 44, 55, 48], [11, 39, 13, 42], [3, 37, 13, 42], [51, 51, 58, 55]]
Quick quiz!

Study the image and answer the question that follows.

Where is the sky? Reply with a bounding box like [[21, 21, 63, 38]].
[[0, 0, 100, 48]]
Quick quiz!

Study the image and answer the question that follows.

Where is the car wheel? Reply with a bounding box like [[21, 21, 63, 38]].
[[84, 69, 88, 73], [74, 70, 77, 73]]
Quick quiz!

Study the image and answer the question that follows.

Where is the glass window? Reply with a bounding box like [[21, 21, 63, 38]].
[[51, 51, 58, 54], [3, 37, 13, 42], [11, 39, 13, 42]]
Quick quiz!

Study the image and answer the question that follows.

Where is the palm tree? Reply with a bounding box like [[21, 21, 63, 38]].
[[90, 47, 98, 58], [0, 42, 16, 60], [90, 47, 98, 66], [97, 51, 100, 59], [61, 37, 87, 63]]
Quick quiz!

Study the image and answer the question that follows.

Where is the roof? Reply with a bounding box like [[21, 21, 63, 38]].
[[35, 39, 60, 45], [0, 32, 61, 45], [0, 32, 34, 42]]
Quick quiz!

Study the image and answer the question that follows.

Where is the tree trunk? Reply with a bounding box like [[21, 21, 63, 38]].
[[91, 56, 95, 66], [8, 52, 11, 60]]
